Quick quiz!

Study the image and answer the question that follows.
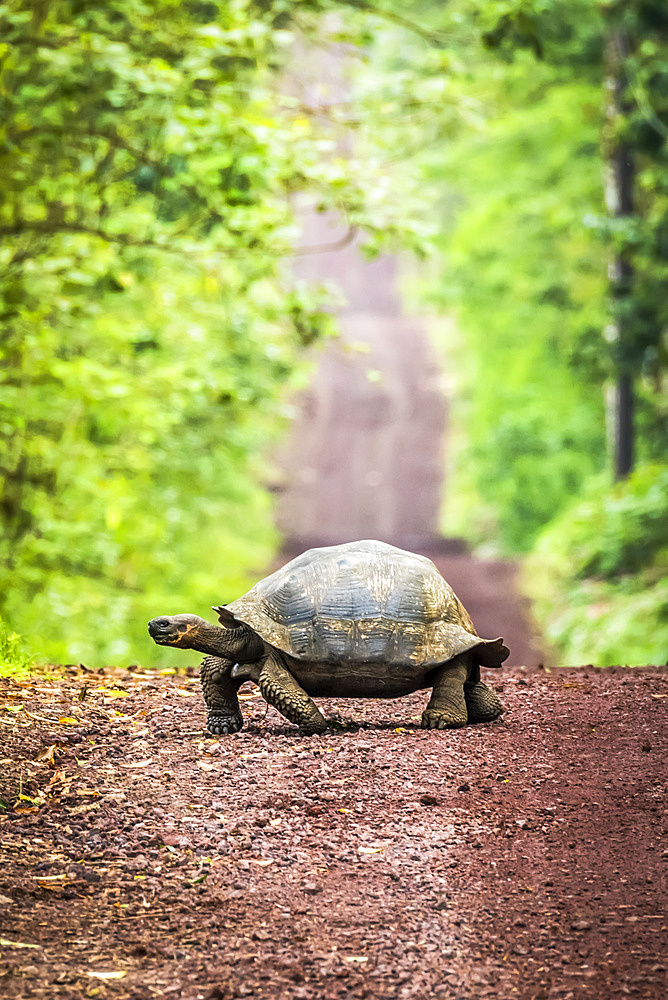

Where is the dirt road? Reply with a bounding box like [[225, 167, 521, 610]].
[[1, 666, 667, 999]]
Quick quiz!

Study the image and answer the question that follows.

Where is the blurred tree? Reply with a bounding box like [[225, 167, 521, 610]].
[[474, 0, 668, 479], [0, 0, 426, 663], [604, 24, 636, 480]]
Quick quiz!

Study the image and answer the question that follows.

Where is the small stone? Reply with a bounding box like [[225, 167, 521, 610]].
[[572, 920, 592, 931], [302, 882, 322, 895]]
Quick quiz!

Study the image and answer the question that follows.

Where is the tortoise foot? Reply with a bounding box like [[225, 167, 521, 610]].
[[299, 717, 329, 736], [464, 680, 504, 723], [421, 707, 467, 730], [207, 711, 243, 735]]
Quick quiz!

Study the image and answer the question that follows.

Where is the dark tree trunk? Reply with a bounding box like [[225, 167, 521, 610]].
[[604, 28, 635, 480]]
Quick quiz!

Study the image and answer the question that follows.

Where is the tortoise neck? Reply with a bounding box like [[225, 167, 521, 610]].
[[195, 621, 264, 662]]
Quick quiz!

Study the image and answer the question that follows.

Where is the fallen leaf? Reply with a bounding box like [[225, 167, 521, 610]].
[[358, 846, 383, 854], [35, 745, 57, 765], [58, 716, 81, 726], [0, 938, 40, 949], [651, 694, 668, 700], [119, 759, 153, 768], [343, 956, 369, 963], [87, 971, 127, 980], [198, 761, 216, 772]]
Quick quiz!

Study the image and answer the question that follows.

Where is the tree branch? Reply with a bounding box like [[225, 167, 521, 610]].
[[342, 1, 451, 46], [293, 225, 358, 255], [0, 218, 359, 261]]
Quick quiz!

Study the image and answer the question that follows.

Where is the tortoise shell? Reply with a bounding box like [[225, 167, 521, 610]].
[[224, 540, 508, 669]]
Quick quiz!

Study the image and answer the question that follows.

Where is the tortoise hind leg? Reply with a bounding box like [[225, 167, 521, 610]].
[[421, 657, 468, 730], [464, 679, 504, 722], [258, 654, 328, 734], [200, 656, 243, 735]]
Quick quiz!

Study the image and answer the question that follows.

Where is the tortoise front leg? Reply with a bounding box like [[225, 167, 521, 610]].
[[199, 655, 243, 735], [258, 654, 328, 734], [421, 656, 469, 730]]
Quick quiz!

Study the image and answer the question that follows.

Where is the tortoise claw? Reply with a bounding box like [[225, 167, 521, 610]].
[[207, 713, 243, 736], [421, 708, 467, 730]]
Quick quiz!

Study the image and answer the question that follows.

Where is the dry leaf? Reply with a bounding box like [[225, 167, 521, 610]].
[[87, 971, 127, 980], [358, 846, 383, 854], [198, 761, 216, 771], [119, 759, 153, 768], [58, 716, 81, 726], [35, 744, 57, 765], [36, 875, 68, 889], [0, 938, 40, 949]]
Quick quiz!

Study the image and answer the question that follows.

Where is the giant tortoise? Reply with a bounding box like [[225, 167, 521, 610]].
[[148, 539, 508, 734]]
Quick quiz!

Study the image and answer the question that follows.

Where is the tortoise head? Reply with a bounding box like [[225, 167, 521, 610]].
[[148, 611, 265, 660], [148, 613, 209, 649]]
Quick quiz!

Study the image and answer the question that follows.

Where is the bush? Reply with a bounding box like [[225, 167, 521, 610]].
[[0, 618, 36, 678], [526, 464, 668, 665]]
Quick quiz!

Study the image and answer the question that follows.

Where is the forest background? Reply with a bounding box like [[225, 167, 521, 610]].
[[1, 0, 666, 670]]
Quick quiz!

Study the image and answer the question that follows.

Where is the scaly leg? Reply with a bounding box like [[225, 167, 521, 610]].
[[258, 654, 328, 734], [464, 679, 504, 723], [199, 655, 243, 735], [421, 656, 469, 730]]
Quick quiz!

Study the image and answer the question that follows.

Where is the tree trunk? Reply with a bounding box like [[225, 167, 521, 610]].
[[604, 28, 635, 480]]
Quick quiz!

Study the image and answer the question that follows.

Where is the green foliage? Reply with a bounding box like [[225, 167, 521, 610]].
[[550, 463, 668, 578], [0, 617, 36, 677], [355, 1, 666, 554], [527, 464, 668, 664], [2, 0, 666, 668], [423, 55, 608, 550], [0, 0, 424, 666]]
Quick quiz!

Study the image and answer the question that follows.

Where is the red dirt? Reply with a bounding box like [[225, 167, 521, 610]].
[[1, 665, 667, 999]]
